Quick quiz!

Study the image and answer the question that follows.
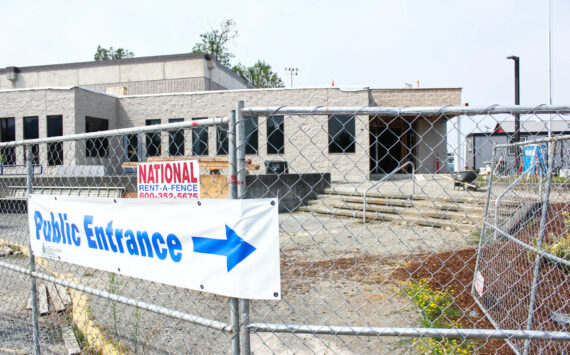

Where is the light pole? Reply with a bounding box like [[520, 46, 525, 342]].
[[507, 56, 521, 172], [284, 67, 298, 88], [506, 56, 520, 144]]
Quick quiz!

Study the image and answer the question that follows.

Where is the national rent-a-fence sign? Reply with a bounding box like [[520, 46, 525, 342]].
[[137, 161, 200, 199]]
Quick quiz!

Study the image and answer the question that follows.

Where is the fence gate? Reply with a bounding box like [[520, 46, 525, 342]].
[[0, 103, 569, 354], [475, 135, 570, 354]]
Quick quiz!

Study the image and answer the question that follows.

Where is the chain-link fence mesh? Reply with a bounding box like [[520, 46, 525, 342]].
[[475, 135, 570, 355], [0, 105, 569, 354]]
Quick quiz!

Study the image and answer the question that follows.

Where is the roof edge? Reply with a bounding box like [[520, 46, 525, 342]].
[[370, 87, 463, 91], [0, 52, 211, 74], [0, 85, 119, 98]]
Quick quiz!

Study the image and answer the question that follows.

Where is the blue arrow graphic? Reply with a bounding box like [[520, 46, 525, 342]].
[[192, 225, 256, 272]]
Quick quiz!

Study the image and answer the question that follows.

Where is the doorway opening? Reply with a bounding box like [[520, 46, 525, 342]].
[[369, 117, 416, 175]]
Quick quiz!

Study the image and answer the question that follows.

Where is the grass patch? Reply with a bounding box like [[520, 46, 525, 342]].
[[401, 278, 473, 354], [493, 174, 570, 184]]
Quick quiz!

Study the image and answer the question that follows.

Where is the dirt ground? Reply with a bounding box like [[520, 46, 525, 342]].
[[392, 202, 570, 355], [393, 248, 515, 354]]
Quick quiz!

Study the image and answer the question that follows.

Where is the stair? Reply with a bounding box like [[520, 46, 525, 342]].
[[299, 187, 486, 233]]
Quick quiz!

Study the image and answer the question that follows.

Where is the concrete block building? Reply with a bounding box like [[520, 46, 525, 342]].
[[0, 52, 248, 93], [0, 53, 461, 182]]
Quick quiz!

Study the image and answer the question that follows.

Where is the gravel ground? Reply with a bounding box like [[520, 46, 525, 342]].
[[0, 254, 68, 355]]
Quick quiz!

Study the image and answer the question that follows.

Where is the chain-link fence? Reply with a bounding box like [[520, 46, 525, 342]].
[[0, 103, 569, 354], [475, 134, 570, 355]]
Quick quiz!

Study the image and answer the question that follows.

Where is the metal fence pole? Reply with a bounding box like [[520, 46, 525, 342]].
[[523, 140, 557, 355], [228, 110, 240, 355], [26, 146, 41, 355], [229, 110, 238, 201], [236, 101, 251, 354], [230, 298, 240, 355], [236, 104, 246, 199], [472, 144, 498, 297], [240, 300, 251, 354]]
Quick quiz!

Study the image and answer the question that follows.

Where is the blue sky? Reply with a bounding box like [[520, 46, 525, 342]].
[[1, 0, 568, 108]]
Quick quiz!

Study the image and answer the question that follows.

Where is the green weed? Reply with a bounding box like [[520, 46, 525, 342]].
[[401, 278, 473, 354]]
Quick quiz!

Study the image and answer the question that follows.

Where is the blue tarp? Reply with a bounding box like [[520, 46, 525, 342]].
[[522, 144, 547, 175]]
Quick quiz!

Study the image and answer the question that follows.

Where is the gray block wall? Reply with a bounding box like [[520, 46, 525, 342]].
[[0, 54, 249, 94], [1, 86, 461, 181]]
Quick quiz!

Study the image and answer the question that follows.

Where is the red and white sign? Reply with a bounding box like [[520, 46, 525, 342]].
[[138, 161, 200, 199], [475, 271, 484, 297]]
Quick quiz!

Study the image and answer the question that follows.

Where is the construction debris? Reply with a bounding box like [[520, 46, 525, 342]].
[[61, 325, 81, 355], [26, 281, 71, 315]]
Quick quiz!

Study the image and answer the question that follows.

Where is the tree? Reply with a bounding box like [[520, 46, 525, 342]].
[[192, 19, 238, 66], [192, 19, 285, 87], [94, 45, 135, 61], [232, 61, 284, 88]]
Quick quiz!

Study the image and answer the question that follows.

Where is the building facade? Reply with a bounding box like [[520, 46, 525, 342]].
[[0, 53, 250, 94], [0, 54, 461, 182]]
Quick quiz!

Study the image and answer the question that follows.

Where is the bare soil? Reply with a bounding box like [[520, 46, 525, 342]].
[[391, 202, 570, 354], [393, 248, 514, 354]]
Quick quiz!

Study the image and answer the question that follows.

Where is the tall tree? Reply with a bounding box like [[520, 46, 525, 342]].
[[232, 61, 284, 88], [94, 45, 135, 61], [192, 19, 284, 87], [191, 19, 238, 66]]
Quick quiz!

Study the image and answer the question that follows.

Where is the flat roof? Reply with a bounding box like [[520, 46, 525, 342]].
[[0, 52, 211, 74], [0, 85, 462, 98]]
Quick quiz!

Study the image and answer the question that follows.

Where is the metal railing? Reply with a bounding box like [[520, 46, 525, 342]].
[[0, 163, 43, 175], [363, 161, 415, 223]]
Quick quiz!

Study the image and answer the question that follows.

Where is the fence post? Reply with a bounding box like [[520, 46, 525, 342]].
[[26, 145, 41, 355], [230, 297, 240, 355], [523, 139, 557, 355], [236, 101, 252, 354], [472, 144, 498, 297], [228, 110, 240, 355]]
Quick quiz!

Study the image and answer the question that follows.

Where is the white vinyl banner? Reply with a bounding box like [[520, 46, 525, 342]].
[[28, 195, 281, 300]]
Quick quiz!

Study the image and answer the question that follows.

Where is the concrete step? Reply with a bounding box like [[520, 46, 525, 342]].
[[299, 205, 478, 233], [301, 184, 487, 233], [318, 194, 485, 215], [318, 195, 415, 208], [323, 187, 487, 206], [306, 198, 484, 225], [409, 200, 485, 215]]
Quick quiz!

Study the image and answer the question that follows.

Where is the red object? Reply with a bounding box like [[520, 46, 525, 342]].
[[496, 157, 503, 170], [436, 153, 440, 174]]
